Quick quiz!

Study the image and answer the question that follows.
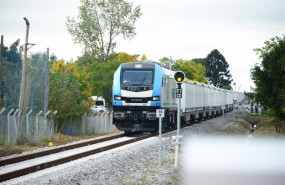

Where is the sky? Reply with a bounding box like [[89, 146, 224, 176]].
[[1, 0, 285, 92]]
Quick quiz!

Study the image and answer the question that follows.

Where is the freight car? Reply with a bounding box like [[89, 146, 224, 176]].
[[112, 62, 244, 133]]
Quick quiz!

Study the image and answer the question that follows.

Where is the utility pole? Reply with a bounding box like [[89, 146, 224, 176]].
[[0, 35, 3, 108], [18, 17, 30, 141]]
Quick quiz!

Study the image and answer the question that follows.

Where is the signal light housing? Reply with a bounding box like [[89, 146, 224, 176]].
[[174, 71, 185, 83]]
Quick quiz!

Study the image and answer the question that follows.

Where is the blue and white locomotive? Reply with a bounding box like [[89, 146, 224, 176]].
[[112, 62, 244, 133]]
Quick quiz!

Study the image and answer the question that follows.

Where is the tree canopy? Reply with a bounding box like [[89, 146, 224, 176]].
[[171, 59, 208, 84], [49, 60, 90, 132], [1, 39, 22, 64], [205, 49, 232, 89], [66, 0, 142, 63], [251, 35, 285, 120], [0, 39, 22, 109], [159, 57, 173, 69], [88, 60, 124, 107], [115, 52, 138, 62]]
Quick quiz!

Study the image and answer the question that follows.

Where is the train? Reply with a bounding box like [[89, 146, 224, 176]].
[[112, 62, 244, 133]]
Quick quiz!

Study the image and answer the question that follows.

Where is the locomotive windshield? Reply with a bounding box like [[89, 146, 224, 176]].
[[122, 69, 153, 85]]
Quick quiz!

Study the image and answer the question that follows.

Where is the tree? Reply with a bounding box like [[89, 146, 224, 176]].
[[49, 60, 90, 133], [171, 59, 184, 70], [115, 52, 138, 62], [50, 53, 58, 62], [66, 0, 142, 63], [172, 59, 208, 84], [89, 60, 123, 107], [205, 49, 232, 89], [251, 35, 285, 120], [141, 54, 147, 61], [0, 40, 22, 108], [1, 39, 22, 64], [192, 58, 206, 65], [159, 57, 170, 68]]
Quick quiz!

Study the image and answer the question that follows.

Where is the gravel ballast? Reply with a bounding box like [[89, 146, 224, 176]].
[[5, 112, 251, 185]]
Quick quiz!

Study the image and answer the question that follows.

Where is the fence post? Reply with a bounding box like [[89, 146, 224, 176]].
[[26, 110, 32, 139], [0, 108, 5, 144], [110, 111, 113, 130], [82, 113, 87, 135], [104, 112, 108, 132], [44, 110, 51, 139], [100, 112, 104, 133], [50, 110, 57, 140], [91, 113, 96, 134], [106, 112, 109, 132], [35, 110, 42, 143], [13, 109, 19, 139], [7, 109, 14, 143]]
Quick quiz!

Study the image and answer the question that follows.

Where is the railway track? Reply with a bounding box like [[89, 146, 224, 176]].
[[0, 132, 155, 182], [0, 112, 223, 183], [0, 134, 125, 167]]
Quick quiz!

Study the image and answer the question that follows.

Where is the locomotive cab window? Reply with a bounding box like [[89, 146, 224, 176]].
[[121, 69, 154, 86]]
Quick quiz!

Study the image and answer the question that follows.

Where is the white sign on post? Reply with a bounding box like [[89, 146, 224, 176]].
[[156, 109, 165, 118], [156, 109, 164, 167]]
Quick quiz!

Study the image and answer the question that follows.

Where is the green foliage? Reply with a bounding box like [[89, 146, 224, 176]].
[[205, 49, 232, 89], [49, 64, 89, 133], [141, 54, 147, 61], [159, 57, 172, 69], [172, 59, 208, 84], [1, 39, 22, 64], [192, 58, 206, 65], [29, 52, 48, 113], [75, 51, 138, 108], [221, 85, 232, 90], [76, 53, 99, 73], [251, 35, 285, 120], [0, 40, 22, 108], [115, 52, 138, 62], [89, 60, 124, 107], [66, 0, 142, 63], [49, 53, 58, 62], [245, 91, 255, 100]]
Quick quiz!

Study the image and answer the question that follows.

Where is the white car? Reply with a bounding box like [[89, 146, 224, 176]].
[[91, 104, 108, 113], [91, 96, 108, 113]]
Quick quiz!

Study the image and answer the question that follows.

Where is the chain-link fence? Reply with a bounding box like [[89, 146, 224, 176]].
[[0, 35, 52, 144], [0, 35, 117, 144], [61, 112, 116, 136], [0, 110, 54, 144]]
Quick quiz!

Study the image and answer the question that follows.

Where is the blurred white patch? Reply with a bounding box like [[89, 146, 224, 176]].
[[182, 136, 285, 185]]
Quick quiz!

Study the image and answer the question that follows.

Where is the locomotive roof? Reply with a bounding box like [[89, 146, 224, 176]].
[[121, 62, 155, 69]]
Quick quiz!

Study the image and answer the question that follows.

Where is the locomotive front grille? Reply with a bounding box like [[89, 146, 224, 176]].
[[124, 97, 150, 103]]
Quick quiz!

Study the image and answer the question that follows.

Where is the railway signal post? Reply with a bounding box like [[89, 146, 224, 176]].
[[173, 71, 185, 169]]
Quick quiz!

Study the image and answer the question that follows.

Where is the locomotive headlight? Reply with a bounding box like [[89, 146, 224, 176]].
[[114, 96, 121, 100], [152, 96, 159, 101]]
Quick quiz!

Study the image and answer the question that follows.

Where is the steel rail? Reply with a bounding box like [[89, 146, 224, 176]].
[[0, 133, 155, 182], [0, 133, 125, 166]]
